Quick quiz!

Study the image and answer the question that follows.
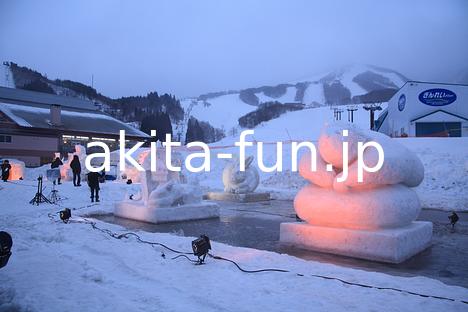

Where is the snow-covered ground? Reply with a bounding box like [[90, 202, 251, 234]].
[[1, 179, 467, 311]]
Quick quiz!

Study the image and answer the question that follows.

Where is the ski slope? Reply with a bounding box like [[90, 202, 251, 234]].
[[181, 94, 257, 131]]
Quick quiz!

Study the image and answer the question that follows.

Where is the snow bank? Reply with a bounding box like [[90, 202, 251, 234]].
[[1, 180, 467, 311]]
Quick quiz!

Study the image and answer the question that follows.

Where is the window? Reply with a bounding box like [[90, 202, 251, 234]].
[[0, 135, 12, 143], [416, 122, 461, 137]]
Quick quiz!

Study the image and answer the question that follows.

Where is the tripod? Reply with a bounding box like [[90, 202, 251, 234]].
[[48, 183, 61, 204], [29, 176, 51, 205]]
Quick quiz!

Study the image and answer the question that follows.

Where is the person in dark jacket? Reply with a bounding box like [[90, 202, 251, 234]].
[[51, 157, 63, 185], [1, 160, 11, 182], [70, 155, 82, 187], [87, 171, 101, 202]]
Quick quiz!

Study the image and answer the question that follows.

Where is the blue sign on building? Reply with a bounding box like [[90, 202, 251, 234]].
[[419, 89, 457, 106], [398, 94, 406, 111]]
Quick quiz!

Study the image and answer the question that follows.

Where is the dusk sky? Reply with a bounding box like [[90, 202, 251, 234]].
[[1, 0, 467, 98]]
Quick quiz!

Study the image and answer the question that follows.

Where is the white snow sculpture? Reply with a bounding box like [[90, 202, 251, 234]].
[[147, 180, 202, 208], [60, 144, 87, 180], [280, 123, 432, 263], [114, 168, 219, 224], [222, 156, 260, 194], [112, 146, 183, 183]]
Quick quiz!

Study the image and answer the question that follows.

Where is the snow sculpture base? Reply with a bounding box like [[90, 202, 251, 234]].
[[205, 192, 270, 203], [114, 201, 220, 224], [280, 221, 432, 263]]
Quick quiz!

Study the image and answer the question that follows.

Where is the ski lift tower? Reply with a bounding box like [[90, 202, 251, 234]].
[[346, 105, 358, 123], [363, 103, 383, 130]]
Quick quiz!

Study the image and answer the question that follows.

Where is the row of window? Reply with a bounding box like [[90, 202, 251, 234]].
[[0, 135, 12, 143]]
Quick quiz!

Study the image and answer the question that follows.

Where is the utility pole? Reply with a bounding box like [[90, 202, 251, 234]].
[[91, 74, 94, 88]]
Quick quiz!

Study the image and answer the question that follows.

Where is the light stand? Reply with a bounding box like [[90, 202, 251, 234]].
[[29, 176, 51, 205], [48, 182, 61, 204]]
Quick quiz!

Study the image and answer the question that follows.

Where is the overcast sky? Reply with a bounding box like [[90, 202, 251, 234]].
[[1, 0, 467, 98]]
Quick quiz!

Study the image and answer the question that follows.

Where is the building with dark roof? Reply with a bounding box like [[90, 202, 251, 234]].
[[0, 87, 149, 166]]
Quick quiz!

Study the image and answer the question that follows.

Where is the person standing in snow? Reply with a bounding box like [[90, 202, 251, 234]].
[[87, 171, 100, 202], [70, 155, 81, 187], [1, 160, 11, 182], [51, 157, 63, 185]]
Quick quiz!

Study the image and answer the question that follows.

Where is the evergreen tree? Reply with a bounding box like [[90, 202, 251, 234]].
[[140, 112, 173, 142]]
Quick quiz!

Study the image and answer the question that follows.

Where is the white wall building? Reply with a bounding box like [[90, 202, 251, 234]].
[[376, 81, 468, 137]]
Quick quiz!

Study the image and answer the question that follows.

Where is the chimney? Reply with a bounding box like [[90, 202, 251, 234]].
[[50, 104, 62, 126]]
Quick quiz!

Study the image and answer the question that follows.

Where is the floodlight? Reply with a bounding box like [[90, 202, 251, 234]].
[[60, 208, 72, 223], [0, 231, 12, 269], [192, 235, 211, 264]]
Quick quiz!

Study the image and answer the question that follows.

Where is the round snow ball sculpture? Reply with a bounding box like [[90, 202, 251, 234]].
[[280, 123, 432, 264]]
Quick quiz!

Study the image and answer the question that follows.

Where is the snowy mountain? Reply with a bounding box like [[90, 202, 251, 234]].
[[2, 61, 408, 143], [197, 64, 406, 105], [181, 64, 408, 135]]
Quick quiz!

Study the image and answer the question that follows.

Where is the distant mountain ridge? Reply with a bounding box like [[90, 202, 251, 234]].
[[3, 62, 184, 125], [180, 64, 409, 136], [2, 61, 411, 144], [194, 64, 409, 107]]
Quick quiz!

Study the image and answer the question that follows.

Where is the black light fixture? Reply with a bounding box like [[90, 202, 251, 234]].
[[59, 208, 72, 223], [0, 231, 12, 269], [192, 235, 211, 264], [449, 212, 459, 229]]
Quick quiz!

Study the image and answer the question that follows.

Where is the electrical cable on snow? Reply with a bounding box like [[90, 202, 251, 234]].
[[46, 202, 468, 305]]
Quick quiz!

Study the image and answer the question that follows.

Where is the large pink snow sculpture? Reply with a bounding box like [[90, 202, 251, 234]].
[[280, 123, 432, 263]]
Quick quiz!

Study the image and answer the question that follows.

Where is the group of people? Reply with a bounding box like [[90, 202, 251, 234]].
[[50, 155, 103, 202], [3, 155, 104, 202]]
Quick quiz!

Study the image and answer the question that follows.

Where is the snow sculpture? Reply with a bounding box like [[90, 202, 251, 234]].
[[206, 155, 270, 202], [222, 156, 259, 194], [280, 123, 432, 263], [0, 158, 25, 180], [111, 146, 183, 183], [114, 168, 219, 224], [59, 145, 87, 181]]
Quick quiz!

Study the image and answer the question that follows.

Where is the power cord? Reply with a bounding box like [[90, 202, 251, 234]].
[[47, 205, 468, 305], [208, 253, 289, 273]]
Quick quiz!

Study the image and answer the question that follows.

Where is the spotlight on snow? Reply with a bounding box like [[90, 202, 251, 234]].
[[449, 212, 459, 229], [192, 235, 211, 264], [59, 208, 71, 223], [0, 231, 12, 269]]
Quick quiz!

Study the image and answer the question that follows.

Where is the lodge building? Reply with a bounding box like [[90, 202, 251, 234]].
[[376, 81, 468, 137], [0, 86, 149, 166]]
